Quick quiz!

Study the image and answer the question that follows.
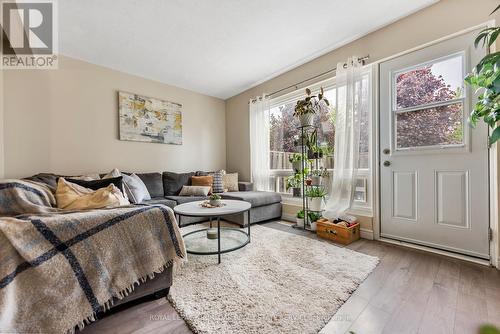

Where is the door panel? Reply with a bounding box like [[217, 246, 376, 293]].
[[392, 171, 417, 220], [435, 170, 469, 228], [380, 29, 489, 259]]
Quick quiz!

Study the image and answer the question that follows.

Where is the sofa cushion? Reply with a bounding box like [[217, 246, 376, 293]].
[[142, 197, 177, 209], [221, 191, 281, 208], [136, 172, 164, 198], [164, 195, 208, 205], [163, 172, 195, 196]]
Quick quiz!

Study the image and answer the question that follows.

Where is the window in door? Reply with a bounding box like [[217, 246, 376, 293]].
[[393, 53, 466, 150]]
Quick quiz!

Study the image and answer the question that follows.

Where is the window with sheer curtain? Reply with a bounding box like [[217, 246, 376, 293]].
[[268, 74, 372, 213]]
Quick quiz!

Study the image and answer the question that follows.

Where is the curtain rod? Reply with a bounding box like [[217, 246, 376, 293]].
[[249, 55, 369, 103]]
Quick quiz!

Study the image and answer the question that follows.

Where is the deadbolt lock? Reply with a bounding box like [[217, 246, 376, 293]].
[[383, 148, 390, 154]]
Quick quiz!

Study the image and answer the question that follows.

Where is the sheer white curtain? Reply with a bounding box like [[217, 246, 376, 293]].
[[249, 95, 271, 191], [324, 57, 366, 219]]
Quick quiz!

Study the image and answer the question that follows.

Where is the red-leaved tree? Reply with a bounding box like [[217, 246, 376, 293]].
[[396, 66, 463, 148]]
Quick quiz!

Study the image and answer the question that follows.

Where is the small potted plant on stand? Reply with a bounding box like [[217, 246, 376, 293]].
[[294, 87, 329, 127], [308, 211, 322, 231], [209, 194, 222, 206], [310, 167, 330, 186], [306, 187, 327, 211], [286, 174, 302, 197], [296, 210, 305, 228], [288, 153, 305, 173]]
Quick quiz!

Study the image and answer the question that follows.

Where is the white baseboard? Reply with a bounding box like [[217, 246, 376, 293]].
[[360, 228, 374, 240], [282, 213, 374, 240]]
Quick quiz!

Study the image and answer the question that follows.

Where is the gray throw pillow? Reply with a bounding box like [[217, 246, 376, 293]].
[[122, 173, 151, 203]]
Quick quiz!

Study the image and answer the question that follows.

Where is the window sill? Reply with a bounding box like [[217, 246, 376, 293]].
[[279, 193, 373, 217]]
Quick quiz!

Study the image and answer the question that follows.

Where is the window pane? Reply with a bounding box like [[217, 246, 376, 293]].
[[269, 89, 337, 170], [395, 55, 463, 110], [396, 103, 464, 149]]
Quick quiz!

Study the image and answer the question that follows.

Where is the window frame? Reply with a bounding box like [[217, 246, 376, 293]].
[[269, 68, 374, 215], [390, 51, 470, 154]]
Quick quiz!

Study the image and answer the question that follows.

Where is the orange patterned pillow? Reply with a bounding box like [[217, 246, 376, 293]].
[[191, 176, 213, 194]]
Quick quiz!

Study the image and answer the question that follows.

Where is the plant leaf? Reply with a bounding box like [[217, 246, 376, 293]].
[[489, 29, 500, 47], [491, 4, 500, 15], [489, 126, 500, 146]]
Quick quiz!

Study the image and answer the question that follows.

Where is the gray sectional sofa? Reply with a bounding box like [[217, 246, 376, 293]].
[[26, 170, 283, 226], [138, 171, 282, 226]]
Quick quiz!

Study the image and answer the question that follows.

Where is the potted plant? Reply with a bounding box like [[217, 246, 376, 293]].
[[293, 87, 330, 127], [307, 211, 322, 231], [306, 187, 327, 211], [288, 153, 305, 173], [209, 194, 222, 206], [285, 173, 302, 197], [296, 210, 305, 227], [306, 130, 320, 159], [310, 167, 330, 186]]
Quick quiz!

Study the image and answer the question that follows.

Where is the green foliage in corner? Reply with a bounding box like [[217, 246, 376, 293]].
[[465, 6, 500, 145]]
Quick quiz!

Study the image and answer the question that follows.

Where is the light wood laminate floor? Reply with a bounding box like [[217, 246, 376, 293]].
[[82, 221, 500, 334]]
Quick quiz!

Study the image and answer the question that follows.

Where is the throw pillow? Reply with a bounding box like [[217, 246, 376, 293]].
[[209, 170, 225, 193], [191, 176, 213, 193], [102, 168, 130, 201], [178, 185, 211, 196], [122, 173, 151, 204], [223, 173, 239, 192], [102, 168, 121, 179], [55, 178, 129, 210], [69, 173, 101, 181], [66, 176, 123, 191], [163, 172, 195, 195]]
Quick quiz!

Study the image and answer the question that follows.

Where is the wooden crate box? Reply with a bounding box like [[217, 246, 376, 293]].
[[316, 221, 360, 245]]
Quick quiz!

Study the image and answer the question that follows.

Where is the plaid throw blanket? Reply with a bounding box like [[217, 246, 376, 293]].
[[0, 181, 186, 334]]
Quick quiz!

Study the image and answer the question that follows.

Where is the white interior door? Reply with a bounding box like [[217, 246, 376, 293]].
[[379, 30, 490, 259]]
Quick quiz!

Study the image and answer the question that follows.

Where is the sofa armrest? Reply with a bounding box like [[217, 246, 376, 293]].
[[238, 182, 254, 191]]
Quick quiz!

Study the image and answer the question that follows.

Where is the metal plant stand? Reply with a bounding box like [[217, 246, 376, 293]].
[[292, 124, 325, 231]]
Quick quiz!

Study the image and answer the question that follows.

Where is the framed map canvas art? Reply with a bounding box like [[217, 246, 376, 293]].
[[118, 91, 182, 144]]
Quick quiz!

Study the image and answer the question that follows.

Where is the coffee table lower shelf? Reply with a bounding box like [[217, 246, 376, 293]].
[[183, 227, 250, 255]]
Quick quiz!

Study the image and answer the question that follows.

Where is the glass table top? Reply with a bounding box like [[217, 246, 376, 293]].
[[183, 227, 249, 255]]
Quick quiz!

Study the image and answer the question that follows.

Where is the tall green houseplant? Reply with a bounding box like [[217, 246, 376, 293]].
[[465, 5, 500, 145]]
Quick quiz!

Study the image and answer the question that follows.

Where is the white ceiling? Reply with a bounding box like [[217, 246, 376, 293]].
[[59, 0, 438, 99]]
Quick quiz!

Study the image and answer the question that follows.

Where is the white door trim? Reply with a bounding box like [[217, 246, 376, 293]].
[[371, 20, 499, 268]]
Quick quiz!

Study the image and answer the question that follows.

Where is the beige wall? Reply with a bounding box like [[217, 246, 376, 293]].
[[226, 0, 500, 181], [3, 56, 226, 178]]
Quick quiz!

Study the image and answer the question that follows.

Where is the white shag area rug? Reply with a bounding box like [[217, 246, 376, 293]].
[[168, 224, 379, 334]]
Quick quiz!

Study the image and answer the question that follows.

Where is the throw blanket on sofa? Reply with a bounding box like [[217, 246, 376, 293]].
[[0, 195, 186, 333]]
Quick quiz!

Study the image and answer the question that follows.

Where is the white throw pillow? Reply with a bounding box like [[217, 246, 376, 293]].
[[179, 185, 211, 196], [102, 168, 129, 201], [55, 178, 129, 210]]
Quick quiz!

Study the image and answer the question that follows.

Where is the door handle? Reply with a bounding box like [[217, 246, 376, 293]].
[[383, 161, 391, 167]]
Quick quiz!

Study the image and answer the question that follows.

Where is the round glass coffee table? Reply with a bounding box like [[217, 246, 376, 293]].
[[174, 200, 251, 264]]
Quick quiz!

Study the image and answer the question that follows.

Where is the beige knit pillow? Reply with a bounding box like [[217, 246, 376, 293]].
[[55, 178, 129, 210], [223, 173, 239, 192]]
